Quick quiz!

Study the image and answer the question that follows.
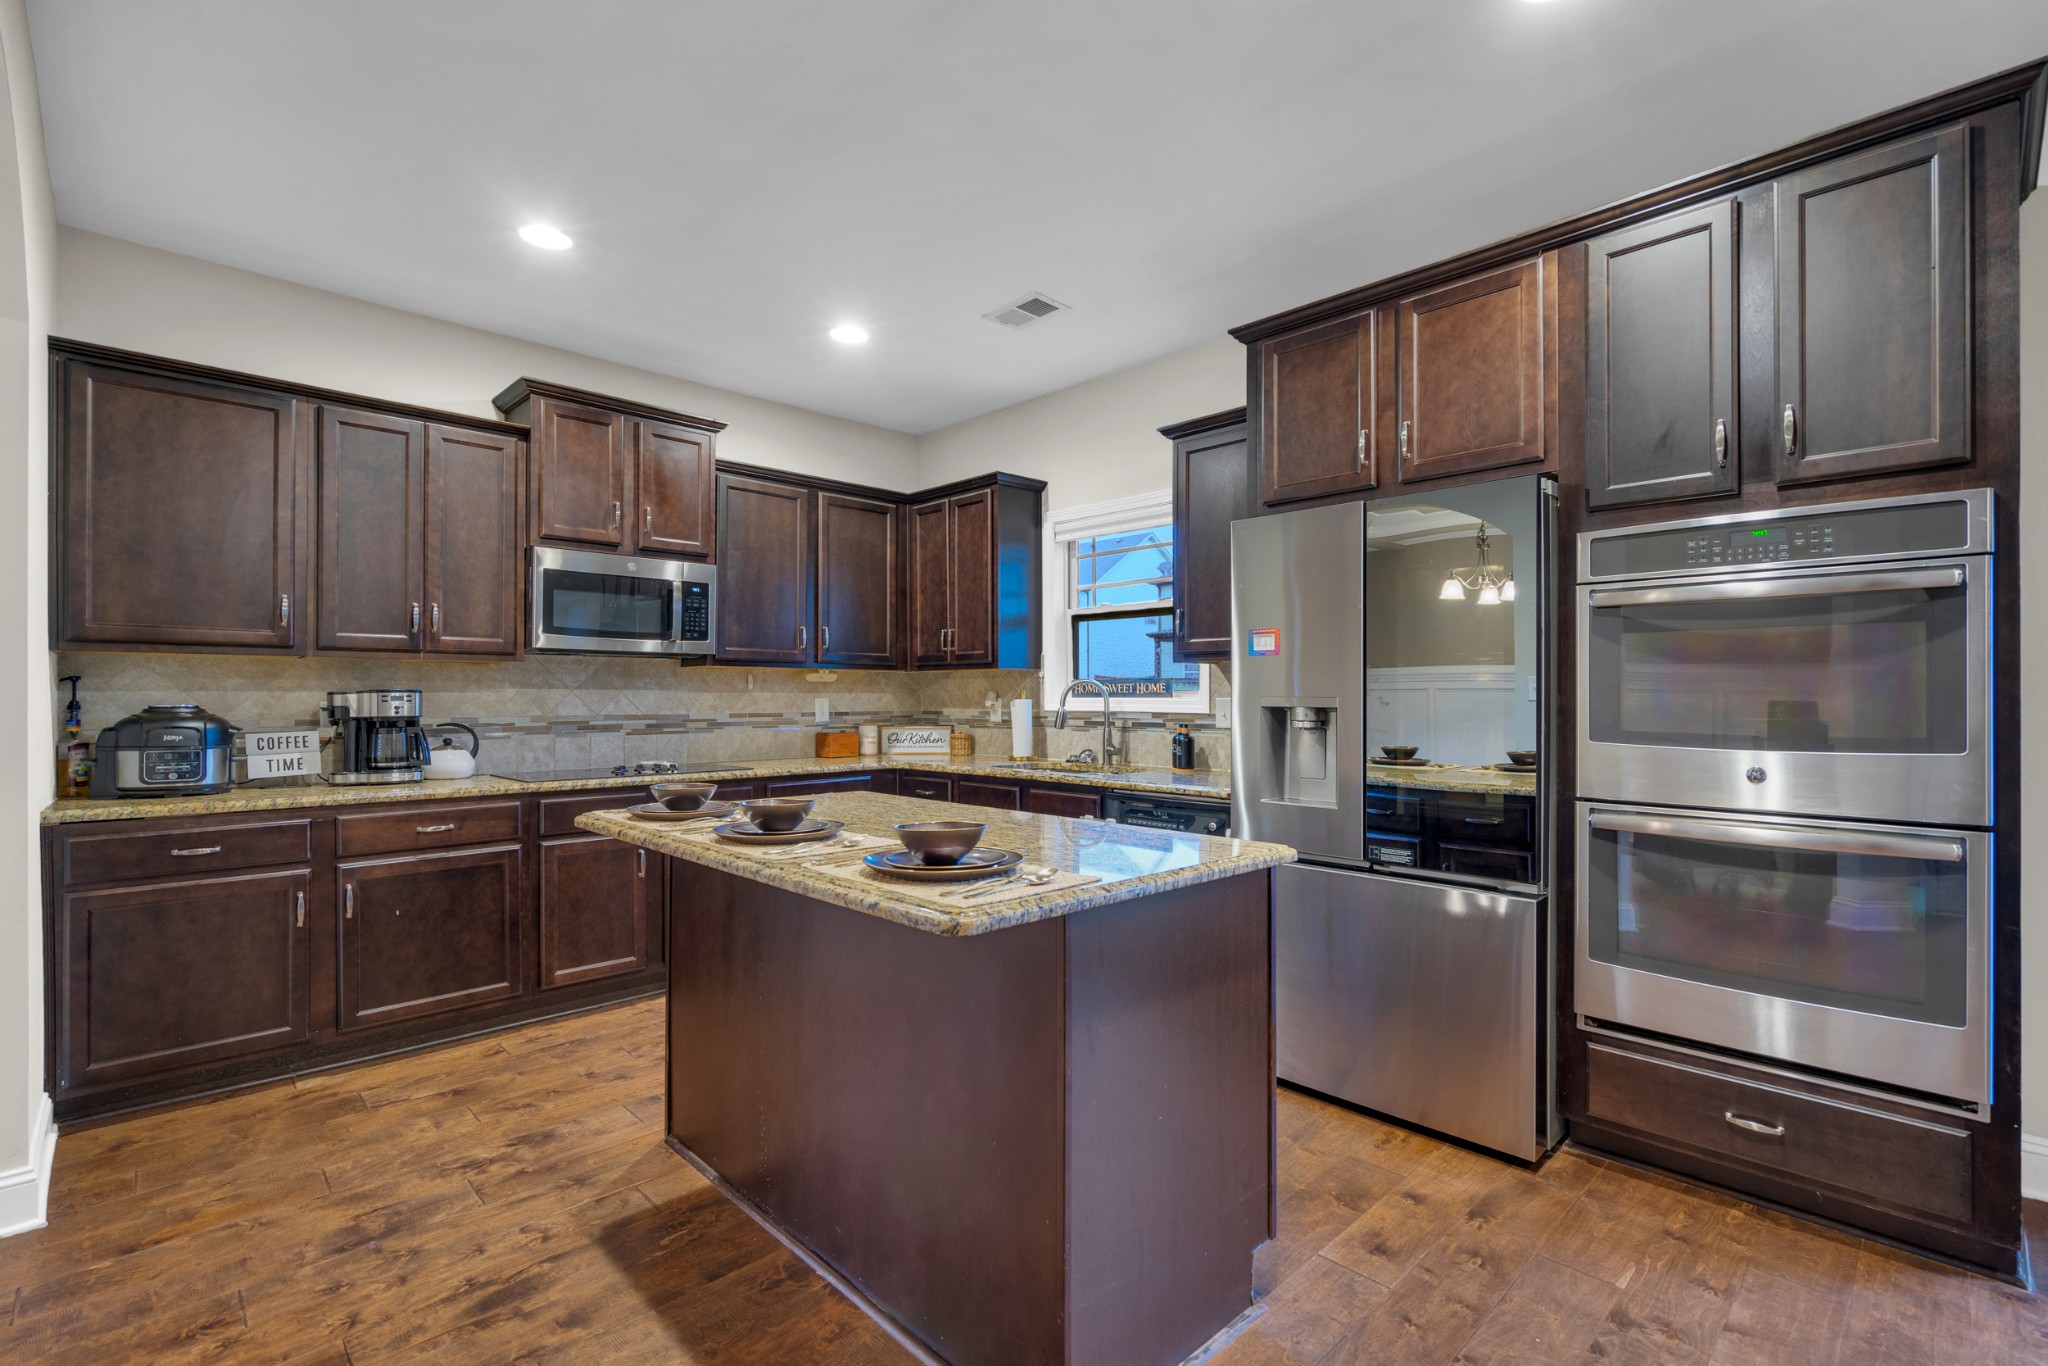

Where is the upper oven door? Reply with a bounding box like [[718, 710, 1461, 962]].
[[529, 547, 716, 655], [1577, 559, 1990, 827]]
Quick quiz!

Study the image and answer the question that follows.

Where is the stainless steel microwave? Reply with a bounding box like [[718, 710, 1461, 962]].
[[529, 546, 716, 656]]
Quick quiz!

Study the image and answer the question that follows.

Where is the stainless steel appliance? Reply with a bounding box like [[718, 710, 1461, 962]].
[[1577, 489, 1993, 827], [88, 704, 236, 798], [1576, 803, 1991, 1103], [1234, 476, 1559, 1161], [529, 546, 716, 656], [323, 690, 429, 785], [1103, 791, 1230, 835]]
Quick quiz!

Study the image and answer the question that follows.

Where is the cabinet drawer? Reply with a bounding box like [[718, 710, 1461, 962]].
[[955, 780, 1022, 810], [335, 801, 523, 856], [538, 789, 653, 837], [62, 818, 312, 886], [1585, 1044, 1973, 1225], [1430, 795, 1530, 845], [765, 773, 881, 797], [898, 775, 953, 802]]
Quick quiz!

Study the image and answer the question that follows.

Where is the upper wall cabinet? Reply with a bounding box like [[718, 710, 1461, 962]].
[[715, 473, 816, 664], [906, 475, 1043, 671], [1772, 126, 1971, 486], [54, 354, 305, 652], [816, 492, 899, 668], [1258, 312, 1382, 504], [1585, 200, 1739, 509], [1165, 409, 1250, 662], [493, 379, 723, 556], [1393, 256, 1551, 485]]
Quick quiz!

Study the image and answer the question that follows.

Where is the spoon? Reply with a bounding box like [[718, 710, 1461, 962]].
[[959, 863, 1056, 899]]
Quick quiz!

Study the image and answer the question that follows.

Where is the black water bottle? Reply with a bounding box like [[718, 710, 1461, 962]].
[[1171, 724, 1195, 772]]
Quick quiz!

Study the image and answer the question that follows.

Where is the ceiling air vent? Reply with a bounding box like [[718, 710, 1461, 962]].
[[982, 293, 1069, 329]]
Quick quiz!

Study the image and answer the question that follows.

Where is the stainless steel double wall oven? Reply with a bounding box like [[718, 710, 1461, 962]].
[[1575, 489, 1995, 1106]]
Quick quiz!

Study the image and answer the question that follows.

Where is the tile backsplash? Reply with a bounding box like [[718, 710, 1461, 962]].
[[56, 653, 1234, 776]]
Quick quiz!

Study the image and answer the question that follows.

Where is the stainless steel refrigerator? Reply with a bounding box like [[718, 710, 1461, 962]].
[[1230, 477, 1560, 1161]]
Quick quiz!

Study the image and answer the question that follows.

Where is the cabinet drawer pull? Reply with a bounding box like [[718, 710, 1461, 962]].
[[415, 822, 457, 834], [1399, 421, 1413, 462], [1781, 404, 1798, 458], [1714, 417, 1728, 469], [1461, 816, 1504, 826], [170, 846, 223, 857], [1365, 805, 1394, 816], [295, 889, 306, 929], [1724, 1110, 1786, 1138], [345, 883, 356, 919]]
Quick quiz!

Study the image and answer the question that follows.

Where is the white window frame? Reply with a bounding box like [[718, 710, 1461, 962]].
[[1041, 490, 1212, 715]]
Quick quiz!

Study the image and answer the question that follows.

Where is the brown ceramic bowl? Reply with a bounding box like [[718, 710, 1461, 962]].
[[895, 821, 986, 866], [1380, 745, 1418, 762], [651, 782, 718, 811], [1505, 750, 1538, 767], [741, 797, 815, 832]]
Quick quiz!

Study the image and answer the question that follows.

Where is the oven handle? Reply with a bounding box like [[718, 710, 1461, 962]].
[[1586, 809, 1965, 863], [1586, 565, 1964, 609]]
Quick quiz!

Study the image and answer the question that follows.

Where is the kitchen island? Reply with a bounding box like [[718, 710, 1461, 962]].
[[579, 793, 1293, 1366]]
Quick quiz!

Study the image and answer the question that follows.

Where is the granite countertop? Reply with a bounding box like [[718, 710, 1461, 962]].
[[577, 792, 1293, 938], [40, 755, 1232, 825], [1366, 762, 1540, 796]]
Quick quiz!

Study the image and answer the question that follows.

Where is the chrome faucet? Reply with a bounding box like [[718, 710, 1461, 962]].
[[1054, 679, 1119, 765]]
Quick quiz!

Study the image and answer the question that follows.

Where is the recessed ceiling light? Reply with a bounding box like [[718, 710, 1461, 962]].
[[518, 223, 573, 250], [829, 323, 870, 344]]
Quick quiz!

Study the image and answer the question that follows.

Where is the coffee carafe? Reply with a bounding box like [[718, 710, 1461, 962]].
[[323, 690, 429, 784]]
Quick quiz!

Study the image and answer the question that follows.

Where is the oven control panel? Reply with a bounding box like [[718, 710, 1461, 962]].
[[1684, 522, 1836, 568], [1583, 490, 1988, 581]]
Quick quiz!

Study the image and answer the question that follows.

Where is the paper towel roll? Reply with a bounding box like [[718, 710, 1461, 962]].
[[1010, 698, 1034, 759]]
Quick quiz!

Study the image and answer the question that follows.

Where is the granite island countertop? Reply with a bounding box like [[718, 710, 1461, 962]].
[[1366, 762, 1540, 796], [577, 792, 1293, 938], [41, 755, 1231, 825]]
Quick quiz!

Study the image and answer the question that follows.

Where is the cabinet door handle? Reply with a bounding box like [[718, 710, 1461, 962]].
[[170, 845, 222, 857], [821, 625, 830, 651], [430, 602, 441, 637], [644, 504, 653, 534], [798, 624, 808, 650], [1356, 428, 1368, 468], [1398, 421, 1413, 462], [295, 888, 306, 929], [1724, 1111, 1786, 1138], [1781, 404, 1798, 458], [1176, 608, 1185, 637], [637, 849, 647, 879], [1714, 418, 1728, 469], [279, 594, 291, 628], [411, 601, 421, 636], [611, 500, 622, 528], [415, 822, 456, 834], [345, 883, 356, 919]]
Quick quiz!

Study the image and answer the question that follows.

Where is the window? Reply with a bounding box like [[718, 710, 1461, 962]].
[[1043, 493, 1210, 714]]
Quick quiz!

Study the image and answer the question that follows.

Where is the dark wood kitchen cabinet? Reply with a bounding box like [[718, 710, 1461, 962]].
[[54, 355, 304, 651], [1771, 125, 1972, 486], [1166, 408, 1250, 661], [1257, 312, 1382, 504], [815, 492, 898, 667], [905, 474, 1042, 671], [493, 378, 724, 555], [953, 778, 1022, 810], [715, 472, 815, 663], [1585, 200, 1739, 509], [538, 835, 651, 988], [316, 406, 522, 658], [1023, 785, 1103, 819], [57, 868, 312, 1088], [337, 844, 522, 1030], [1394, 256, 1551, 484]]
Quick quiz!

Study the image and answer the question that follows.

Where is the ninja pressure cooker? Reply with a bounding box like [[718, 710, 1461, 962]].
[[88, 704, 237, 798]]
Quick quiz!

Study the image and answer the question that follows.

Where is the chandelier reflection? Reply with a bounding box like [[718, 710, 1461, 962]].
[[1437, 526, 1515, 606]]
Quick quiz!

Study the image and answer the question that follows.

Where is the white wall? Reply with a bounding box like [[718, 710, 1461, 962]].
[[914, 335, 1245, 511], [53, 229, 920, 490], [0, 0, 55, 1232], [2021, 189, 2046, 1159]]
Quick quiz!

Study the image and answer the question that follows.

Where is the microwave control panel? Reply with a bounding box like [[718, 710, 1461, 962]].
[[1583, 492, 1986, 580], [678, 581, 711, 642]]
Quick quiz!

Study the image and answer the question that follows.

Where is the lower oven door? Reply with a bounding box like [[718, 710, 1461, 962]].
[[1576, 803, 1990, 1104]]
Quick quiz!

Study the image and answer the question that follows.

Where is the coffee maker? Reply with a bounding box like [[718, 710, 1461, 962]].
[[323, 690, 429, 784]]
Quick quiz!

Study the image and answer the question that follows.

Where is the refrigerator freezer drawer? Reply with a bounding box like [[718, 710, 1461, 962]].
[[1276, 861, 1546, 1161]]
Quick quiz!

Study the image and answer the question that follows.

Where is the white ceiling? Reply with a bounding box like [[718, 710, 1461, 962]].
[[27, 1, 2048, 435]]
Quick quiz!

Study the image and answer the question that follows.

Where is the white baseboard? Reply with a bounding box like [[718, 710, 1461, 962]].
[[2023, 1132, 2048, 1204], [0, 1094, 55, 1238]]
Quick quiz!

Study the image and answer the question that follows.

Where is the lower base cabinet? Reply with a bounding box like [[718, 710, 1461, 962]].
[[58, 868, 311, 1088], [338, 845, 522, 1030], [539, 835, 653, 988]]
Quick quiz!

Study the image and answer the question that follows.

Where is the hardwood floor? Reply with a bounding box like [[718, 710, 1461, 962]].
[[0, 996, 2042, 1364]]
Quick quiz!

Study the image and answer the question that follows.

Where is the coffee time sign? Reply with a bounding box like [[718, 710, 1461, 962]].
[[243, 729, 320, 780]]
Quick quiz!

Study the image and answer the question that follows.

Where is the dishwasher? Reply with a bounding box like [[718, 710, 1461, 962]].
[[1103, 791, 1231, 836]]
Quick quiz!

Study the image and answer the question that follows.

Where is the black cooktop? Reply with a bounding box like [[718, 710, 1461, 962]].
[[490, 761, 734, 784]]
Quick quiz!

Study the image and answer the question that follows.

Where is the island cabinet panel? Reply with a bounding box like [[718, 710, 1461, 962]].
[[422, 424, 523, 657], [1585, 200, 1739, 509], [1772, 125, 1972, 486], [336, 845, 521, 1030], [815, 492, 898, 667], [55, 357, 303, 651], [714, 473, 815, 663], [1168, 409, 1251, 660], [530, 394, 629, 547], [316, 406, 424, 652], [1394, 256, 1550, 484], [59, 868, 312, 1088], [538, 835, 650, 988], [1258, 311, 1382, 504], [633, 418, 716, 558]]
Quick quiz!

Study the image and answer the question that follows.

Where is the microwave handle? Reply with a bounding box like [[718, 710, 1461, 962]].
[[1586, 809, 1965, 864], [1586, 565, 1964, 610]]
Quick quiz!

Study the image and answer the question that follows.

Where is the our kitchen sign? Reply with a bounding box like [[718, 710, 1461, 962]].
[[880, 726, 952, 755]]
